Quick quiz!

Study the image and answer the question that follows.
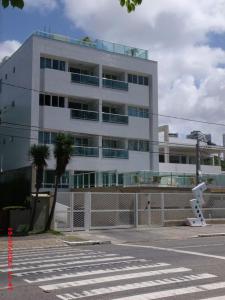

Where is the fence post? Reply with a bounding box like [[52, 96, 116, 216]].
[[84, 192, 91, 231], [135, 193, 139, 227], [70, 192, 74, 232], [161, 193, 165, 226]]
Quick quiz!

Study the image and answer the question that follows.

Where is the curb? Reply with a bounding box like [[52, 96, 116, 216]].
[[197, 233, 225, 237], [63, 240, 111, 246]]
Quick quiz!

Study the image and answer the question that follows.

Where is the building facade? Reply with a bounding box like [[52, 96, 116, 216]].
[[0, 31, 159, 185], [159, 125, 225, 174]]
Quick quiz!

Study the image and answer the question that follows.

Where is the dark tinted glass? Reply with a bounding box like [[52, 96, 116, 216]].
[[45, 95, 51, 106], [39, 94, 44, 106], [52, 96, 58, 107], [53, 60, 59, 70], [59, 97, 65, 107]]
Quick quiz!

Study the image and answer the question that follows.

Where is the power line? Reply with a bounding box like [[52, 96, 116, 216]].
[[1, 80, 225, 129]]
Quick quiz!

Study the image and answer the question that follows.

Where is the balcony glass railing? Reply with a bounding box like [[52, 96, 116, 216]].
[[72, 146, 99, 157], [102, 148, 129, 159], [35, 31, 148, 60], [102, 112, 128, 124], [71, 73, 99, 86], [102, 78, 128, 91], [71, 109, 99, 121]]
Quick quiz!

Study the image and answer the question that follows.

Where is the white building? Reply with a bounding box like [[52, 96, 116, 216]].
[[159, 125, 225, 174], [0, 31, 159, 187]]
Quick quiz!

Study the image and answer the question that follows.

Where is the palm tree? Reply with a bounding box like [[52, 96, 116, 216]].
[[29, 144, 50, 231], [45, 133, 74, 231]]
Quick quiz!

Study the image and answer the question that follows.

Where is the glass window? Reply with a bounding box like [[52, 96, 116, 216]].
[[59, 61, 65, 71], [39, 94, 44, 106], [52, 96, 58, 107], [159, 155, 165, 162], [44, 132, 50, 144], [128, 74, 132, 83], [139, 108, 144, 118], [51, 132, 57, 144], [169, 156, 180, 163], [133, 75, 137, 84], [45, 170, 55, 184], [59, 97, 65, 107], [144, 77, 149, 86], [45, 95, 51, 106], [40, 57, 45, 69], [38, 131, 43, 144], [53, 59, 59, 70], [138, 76, 144, 85], [143, 109, 149, 118], [181, 156, 187, 164], [13, 66, 16, 73], [128, 140, 138, 151], [45, 58, 51, 69]]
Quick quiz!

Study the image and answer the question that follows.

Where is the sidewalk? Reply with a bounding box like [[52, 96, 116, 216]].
[[1, 224, 225, 251], [0, 233, 66, 251], [72, 224, 225, 244]]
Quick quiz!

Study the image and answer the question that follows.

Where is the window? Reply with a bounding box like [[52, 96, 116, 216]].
[[5, 74, 7, 80], [13, 67, 16, 73], [45, 58, 51, 69], [39, 94, 44, 106], [159, 155, 165, 162], [45, 95, 51, 106], [39, 94, 65, 108], [128, 73, 149, 86], [52, 96, 58, 107], [103, 139, 118, 148], [53, 59, 59, 70], [128, 106, 149, 118], [38, 131, 44, 143], [59, 97, 65, 108], [40, 57, 65, 71], [128, 139, 149, 152], [144, 77, 149, 86], [75, 137, 88, 146], [169, 156, 180, 164], [59, 61, 65, 71], [44, 132, 50, 144]]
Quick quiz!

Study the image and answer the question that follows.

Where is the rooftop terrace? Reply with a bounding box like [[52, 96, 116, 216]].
[[34, 31, 148, 60]]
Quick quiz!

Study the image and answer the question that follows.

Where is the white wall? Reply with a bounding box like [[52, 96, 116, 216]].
[[159, 163, 222, 174]]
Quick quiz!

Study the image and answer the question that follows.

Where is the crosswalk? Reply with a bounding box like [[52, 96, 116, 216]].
[[0, 246, 225, 299]]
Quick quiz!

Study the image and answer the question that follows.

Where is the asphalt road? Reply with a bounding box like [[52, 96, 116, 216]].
[[1, 236, 225, 299]]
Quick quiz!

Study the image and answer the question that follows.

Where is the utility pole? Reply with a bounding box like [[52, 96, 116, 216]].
[[196, 133, 201, 185]]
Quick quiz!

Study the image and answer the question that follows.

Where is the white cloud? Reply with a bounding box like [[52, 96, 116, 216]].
[[0, 40, 21, 63], [61, 0, 225, 144], [24, 0, 58, 12]]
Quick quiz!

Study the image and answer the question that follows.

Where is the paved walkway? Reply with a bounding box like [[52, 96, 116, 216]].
[[1, 224, 225, 251], [0, 234, 65, 251]]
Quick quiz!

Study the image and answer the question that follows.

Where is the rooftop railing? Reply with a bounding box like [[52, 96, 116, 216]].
[[102, 148, 129, 159], [35, 31, 148, 60]]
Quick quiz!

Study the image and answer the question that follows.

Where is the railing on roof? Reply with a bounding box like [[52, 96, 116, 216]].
[[34, 31, 148, 60]]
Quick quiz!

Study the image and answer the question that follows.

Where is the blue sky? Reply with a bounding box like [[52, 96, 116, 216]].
[[0, 4, 85, 43], [1, 0, 225, 144]]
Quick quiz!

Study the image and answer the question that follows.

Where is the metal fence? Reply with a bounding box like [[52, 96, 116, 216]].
[[54, 192, 225, 231]]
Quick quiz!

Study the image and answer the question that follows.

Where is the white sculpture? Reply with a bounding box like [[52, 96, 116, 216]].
[[187, 182, 207, 227]]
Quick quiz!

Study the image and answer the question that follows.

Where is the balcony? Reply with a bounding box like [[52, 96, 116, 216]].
[[71, 109, 99, 121], [102, 112, 128, 124], [72, 146, 99, 157], [102, 78, 128, 91], [102, 148, 129, 159], [71, 73, 99, 86]]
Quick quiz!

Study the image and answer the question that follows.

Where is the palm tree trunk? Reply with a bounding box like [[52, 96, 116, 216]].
[[29, 188, 38, 232], [45, 175, 59, 232]]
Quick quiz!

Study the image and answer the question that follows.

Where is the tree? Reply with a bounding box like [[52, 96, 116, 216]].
[[2, 0, 24, 9], [29, 144, 50, 231], [1, 0, 142, 12], [120, 0, 142, 12], [45, 133, 74, 231]]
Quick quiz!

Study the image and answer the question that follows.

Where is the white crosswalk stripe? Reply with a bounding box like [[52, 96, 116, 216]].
[[2, 246, 225, 299], [56, 273, 216, 300]]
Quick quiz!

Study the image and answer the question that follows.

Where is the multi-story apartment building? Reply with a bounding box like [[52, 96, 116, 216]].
[[0, 31, 158, 186]]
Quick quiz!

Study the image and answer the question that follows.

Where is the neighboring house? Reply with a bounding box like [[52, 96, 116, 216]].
[[0, 31, 159, 188], [159, 125, 225, 174]]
